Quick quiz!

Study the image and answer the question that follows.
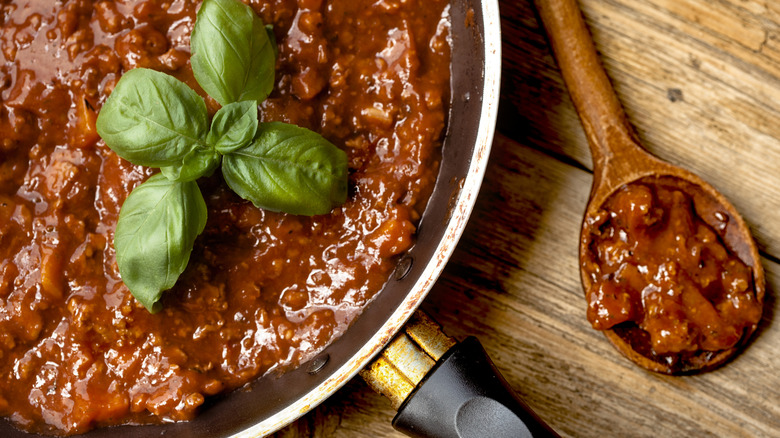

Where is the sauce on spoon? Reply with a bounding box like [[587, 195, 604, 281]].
[[536, 0, 765, 373]]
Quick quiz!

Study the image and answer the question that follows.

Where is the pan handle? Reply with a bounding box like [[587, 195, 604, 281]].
[[361, 312, 559, 438]]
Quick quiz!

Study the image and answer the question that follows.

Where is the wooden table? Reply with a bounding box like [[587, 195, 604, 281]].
[[273, 0, 780, 436]]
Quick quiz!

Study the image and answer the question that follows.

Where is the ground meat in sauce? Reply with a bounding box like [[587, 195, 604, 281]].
[[583, 182, 762, 356], [0, 0, 451, 434]]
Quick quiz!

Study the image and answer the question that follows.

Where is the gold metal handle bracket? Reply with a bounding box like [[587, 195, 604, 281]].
[[359, 311, 456, 408]]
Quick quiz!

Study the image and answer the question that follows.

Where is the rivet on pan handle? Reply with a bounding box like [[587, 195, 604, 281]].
[[361, 311, 560, 438]]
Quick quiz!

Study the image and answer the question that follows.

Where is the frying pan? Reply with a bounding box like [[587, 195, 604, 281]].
[[1, 0, 503, 436]]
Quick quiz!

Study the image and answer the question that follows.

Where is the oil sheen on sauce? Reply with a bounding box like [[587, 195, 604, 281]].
[[0, 0, 451, 433], [582, 181, 762, 358]]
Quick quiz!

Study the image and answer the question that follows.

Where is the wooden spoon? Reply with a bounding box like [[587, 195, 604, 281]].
[[535, 0, 765, 373]]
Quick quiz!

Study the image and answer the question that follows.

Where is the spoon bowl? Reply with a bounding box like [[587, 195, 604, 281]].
[[536, 0, 765, 373]]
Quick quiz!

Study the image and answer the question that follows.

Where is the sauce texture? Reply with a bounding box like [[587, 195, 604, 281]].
[[0, 0, 451, 433], [583, 181, 762, 357]]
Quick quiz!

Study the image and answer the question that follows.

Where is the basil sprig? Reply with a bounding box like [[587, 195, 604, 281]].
[[96, 0, 348, 313]]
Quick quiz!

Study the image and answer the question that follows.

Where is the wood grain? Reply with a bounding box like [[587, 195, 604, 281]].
[[272, 0, 780, 436]]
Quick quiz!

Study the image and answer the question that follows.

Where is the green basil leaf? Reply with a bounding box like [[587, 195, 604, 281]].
[[190, 0, 276, 106], [114, 174, 208, 313], [96, 68, 209, 167], [206, 101, 258, 154], [161, 147, 221, 182], [222, 122, 348, 216]]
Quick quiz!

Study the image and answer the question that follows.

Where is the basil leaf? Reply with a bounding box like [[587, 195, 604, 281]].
[[206, 101, 258, 154], [222, 122, 348, 216], [161, 147, 221, 182], [114, 174, 208, 313], [96, 68, 209, 167], [190, 0, 276, 106]]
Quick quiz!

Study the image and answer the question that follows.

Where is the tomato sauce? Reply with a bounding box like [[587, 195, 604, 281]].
[[582, 180, 762, 356], [0, 0, 451, 433]]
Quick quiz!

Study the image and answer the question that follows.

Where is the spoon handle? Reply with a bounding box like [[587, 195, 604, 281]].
[[535, 0, 649, 182]]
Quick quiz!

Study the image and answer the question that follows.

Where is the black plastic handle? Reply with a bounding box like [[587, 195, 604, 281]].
[[392, 336, 560, 438]]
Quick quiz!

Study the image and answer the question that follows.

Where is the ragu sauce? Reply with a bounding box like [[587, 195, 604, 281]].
[[582, 180, 763, 357], [0, 0, 451, 433]]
